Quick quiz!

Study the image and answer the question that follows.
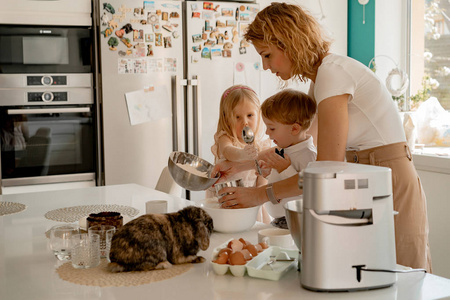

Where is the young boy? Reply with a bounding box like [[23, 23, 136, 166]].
[[259, 89, 317, 228]]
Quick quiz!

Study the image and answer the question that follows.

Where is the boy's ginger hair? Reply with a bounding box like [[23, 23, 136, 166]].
[[261, 89, 316, 130]]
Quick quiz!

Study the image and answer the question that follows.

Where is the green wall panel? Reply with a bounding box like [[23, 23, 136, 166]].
[[348, 0, 375, 66]]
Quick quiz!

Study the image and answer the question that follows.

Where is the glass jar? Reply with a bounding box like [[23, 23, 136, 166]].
[[86, 212, 123, 229]]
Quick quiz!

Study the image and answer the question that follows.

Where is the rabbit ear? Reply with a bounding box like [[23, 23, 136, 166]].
[[196, 222, 210, 251]]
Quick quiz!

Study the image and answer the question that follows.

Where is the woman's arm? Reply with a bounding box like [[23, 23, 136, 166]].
[[316, 95, 349, 161]]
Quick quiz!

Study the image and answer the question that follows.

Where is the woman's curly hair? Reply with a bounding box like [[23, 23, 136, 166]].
[[244, 2, 331, 83]]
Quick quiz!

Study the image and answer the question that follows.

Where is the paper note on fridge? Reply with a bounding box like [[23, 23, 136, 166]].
[[125, 86, 171, 126]]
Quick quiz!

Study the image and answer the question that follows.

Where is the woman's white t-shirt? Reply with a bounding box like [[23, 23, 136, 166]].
[[311, 54, 406, 151]]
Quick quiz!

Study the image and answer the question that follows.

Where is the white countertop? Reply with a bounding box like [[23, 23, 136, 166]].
[[1, 183, 450, 300]]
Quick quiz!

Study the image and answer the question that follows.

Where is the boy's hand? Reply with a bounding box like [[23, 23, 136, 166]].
[[260, 149, 291, 173], [258, 160, 272, 178]]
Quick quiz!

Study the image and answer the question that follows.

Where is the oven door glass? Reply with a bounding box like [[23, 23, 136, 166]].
[[0, 25, 92, 74], [0, 106, 94, 179]]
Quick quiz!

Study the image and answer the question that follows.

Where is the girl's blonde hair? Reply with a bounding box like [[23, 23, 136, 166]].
[[215, 85, 264, 149], [244, 2, 331, 83], [261, 89, 317, 130]]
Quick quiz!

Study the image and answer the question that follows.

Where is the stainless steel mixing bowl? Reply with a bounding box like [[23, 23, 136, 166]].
[[168, 151, 219, 191], [284, 198, 303, 251]]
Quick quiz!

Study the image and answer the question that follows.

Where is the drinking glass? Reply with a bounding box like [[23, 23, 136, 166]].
[[88, 225, 116, 260], [71, 233, 101, 269], [49, 224, 80, 261]]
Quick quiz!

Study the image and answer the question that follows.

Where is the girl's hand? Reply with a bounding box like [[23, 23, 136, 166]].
[[211, 160, 254, 183], [260, 150, 291, 173], [243, 144, 258, 160]]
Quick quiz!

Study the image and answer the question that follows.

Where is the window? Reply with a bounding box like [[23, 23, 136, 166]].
[[409, 0, 450, 153]]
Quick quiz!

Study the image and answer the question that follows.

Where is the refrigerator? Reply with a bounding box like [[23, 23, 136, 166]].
[[95, 0, 347, 199]]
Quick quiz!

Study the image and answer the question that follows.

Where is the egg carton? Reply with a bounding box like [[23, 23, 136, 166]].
[[211, 239, 299, 281]]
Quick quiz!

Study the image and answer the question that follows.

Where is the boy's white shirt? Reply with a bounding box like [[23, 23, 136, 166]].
[[264, 135, 317, 218]]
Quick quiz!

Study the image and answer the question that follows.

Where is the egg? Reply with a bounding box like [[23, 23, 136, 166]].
[[245, 244, 258, 257], [239, 238, 251, 246], [214, 252, 229, 264], [254, 243, 263, 252], [227, 239, 244, 252], [240, 249, 253, 260], [229, 251, 246, 265], [218, 247, 233, 257], [258, 242, 269, 249]]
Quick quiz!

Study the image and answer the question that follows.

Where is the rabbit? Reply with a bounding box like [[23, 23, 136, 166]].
[[107, 206, 213, 273]]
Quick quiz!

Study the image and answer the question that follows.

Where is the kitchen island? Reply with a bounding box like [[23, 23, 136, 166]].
[[1, 184, 450, 300]]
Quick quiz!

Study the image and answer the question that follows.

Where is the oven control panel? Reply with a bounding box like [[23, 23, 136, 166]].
[[28, 92, 68, 102], [27, 75, 67, 86]]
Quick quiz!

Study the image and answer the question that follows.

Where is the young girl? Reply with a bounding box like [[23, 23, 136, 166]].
[[208, 84, 271, 222]]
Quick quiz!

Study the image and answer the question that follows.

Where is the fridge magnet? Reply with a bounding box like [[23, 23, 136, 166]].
[[163, 36, 172, 48], [118, 50, 127, 57], [121, 38, 133, 48], [211, 48, 222, 57], [217, 34, 225, 45], [109, 19, 118, 30], [240, 39, 250, 48], [204, 39, 216, 47], [214, 5, 220, 12], [148, 59, 163, 72], [115, 28, 125, 38], [247, 6, 259, 13], [134, 59, 147, 74], [122, 23, 134, 34], [235, 8, 239, 21], [235, 62, 245, 72], [152, 23, 161, 33], [133, 8, 144, 17], [118, 58, 132, 74], [172, 31, 180, 39], [108, 37, 119, 50], [239, 23, 249, 37], [216, 20, 226, 28], [201, 47, 211, 59], [147, 13, 158, 24], [202, 11, 214, 20], [133, 29, 144, 42], [140, 20, 147, 25], [162, 24, 174, 32], [170, 11, 180, 18], [209, 28, 219, 39], [239, 47, 247, 55], [144, 85, 155, 92], [223, 42, 233, 50], [143, 1, 155, 10], [191, 56, 199, 64], [254, 62, 261, 70], [164, 58, 177, 72], [126, 49, 133, 56], [224, 31, 229, 40], [147, 44, 154, 56], [192, 45, 202, 52], [202, 31, 207, 40], [203, 2, 214, 10], [156, 10, 161, 16], [101, 12, 110, 26], [226, 20, 236, 27], [190, 3, 199, 11], [222, 8, 233, 17], [192, 34, 202, 43], [162, 12, 169, 21], [101, 27, 113, 38], [192, 12, 201, 18], [232, 27, 239, 43], [162, 3, 180, 9], [222, 49, 232, 58], [145, 33, 154, 43], [240, 13, 250, 22], [240, 5, 246, 11], [155, 33, 163, 46], [103, 3, 115, 14], [204, 20, 211, 31], [134, 43, 146, 57]]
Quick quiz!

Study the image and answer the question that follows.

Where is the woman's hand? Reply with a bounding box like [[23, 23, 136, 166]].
[[218, 185, 267, 208], [211, 160, 254, 183]]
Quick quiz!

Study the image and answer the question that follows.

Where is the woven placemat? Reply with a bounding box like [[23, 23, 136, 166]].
[[56, 259, 193, 287], [45, 205, 139, 222], [0, 201, 26, 216]]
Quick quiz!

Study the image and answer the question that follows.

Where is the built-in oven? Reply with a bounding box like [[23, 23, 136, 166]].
[[0, 21, 97, 191]]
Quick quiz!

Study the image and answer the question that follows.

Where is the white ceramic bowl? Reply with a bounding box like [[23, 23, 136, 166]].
[[196, 198, 260, 233]]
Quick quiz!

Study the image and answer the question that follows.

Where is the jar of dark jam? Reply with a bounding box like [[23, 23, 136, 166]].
[[86, 212, 123, 229]]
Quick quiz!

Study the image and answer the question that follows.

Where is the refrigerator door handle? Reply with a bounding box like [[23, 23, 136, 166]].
[[191, 75, 200, 157], [172, 75, 179, 152]]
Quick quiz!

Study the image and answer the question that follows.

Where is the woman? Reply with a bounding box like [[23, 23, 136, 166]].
[[212, 2, 431, 272]]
